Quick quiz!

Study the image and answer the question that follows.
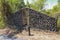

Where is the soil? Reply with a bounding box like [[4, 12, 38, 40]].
[[0, 28, 60, 40], [15, 29, 60, 40]]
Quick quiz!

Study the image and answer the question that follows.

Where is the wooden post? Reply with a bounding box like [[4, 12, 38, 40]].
[[26, 8, 31, 36]]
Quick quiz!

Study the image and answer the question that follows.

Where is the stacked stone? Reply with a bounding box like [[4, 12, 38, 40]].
[[13, 8, 58, 32], [27, 8, 58, 32]]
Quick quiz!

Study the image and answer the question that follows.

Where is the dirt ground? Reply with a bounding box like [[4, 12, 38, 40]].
[[0, 28, 60, 40], [15, 29, 60, 40]]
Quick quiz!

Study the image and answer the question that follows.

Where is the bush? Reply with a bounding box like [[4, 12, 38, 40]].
[[57, 18, 60, 29], [0, 12, 6, 29]]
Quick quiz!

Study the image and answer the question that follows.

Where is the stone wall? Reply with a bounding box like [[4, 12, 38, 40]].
[[28, 8, 58, 31], [13, 8, 58, 32]]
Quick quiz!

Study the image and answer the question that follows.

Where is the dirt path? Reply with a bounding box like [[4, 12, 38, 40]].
[[15, 29, 60, 40], [0, 29, 60, 40]]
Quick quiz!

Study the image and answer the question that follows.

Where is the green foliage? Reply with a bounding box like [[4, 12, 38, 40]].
[[34, 0, 46, 10], [0, 12, 6, 29], [26, 0, 46, 11], [58, 0, 60, 5], [26, 0, 30, 8], [57, 18, 60, 29], [5, 0, 25, 13], [0, 0, 6, 29]]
